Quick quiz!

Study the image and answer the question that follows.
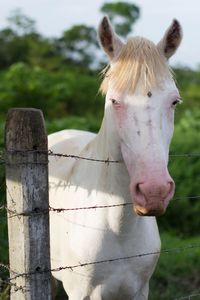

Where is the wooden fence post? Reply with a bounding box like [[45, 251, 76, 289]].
[[5, 108, 52, 300]]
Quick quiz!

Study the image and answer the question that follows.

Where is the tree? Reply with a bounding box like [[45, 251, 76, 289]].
[[100, 1, 140, 37], [7, 8, 36, 35], [0, 10, 62, 70], [58, 25, 99, 69]]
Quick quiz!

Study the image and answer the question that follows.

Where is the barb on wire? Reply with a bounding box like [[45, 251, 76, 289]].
[[0, 277, 28, 293], [7, 242, 200, 282]]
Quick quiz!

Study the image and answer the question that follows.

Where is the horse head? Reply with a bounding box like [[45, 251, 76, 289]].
[[98, 16, 183, 216]]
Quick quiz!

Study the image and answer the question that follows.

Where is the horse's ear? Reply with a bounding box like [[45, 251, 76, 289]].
[[98, 16, 124, 60], [157, 19, 183, 59]]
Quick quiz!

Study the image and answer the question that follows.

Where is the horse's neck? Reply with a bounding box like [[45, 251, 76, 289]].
[[85, 116, 128, 194], [76, 116, 135, 231], [92, 115, 122, 161]]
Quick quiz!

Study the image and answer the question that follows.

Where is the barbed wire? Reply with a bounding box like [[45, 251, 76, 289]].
[[1, 241, 200, 296], [0, 149, 200, 166], [0, 278, 27, 293], [2, 242, 199, 283], [1, 194, 200, 218], [0, 193, 200, 218], [1, 182, 200, 215], [3, 149, 121, 164], [174, 293, 200, 300], [1, 148, 199, 216]]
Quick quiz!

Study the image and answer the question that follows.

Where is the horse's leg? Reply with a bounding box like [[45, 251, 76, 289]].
[[133, 283, 149, 300], [51, 276, 59, 300], [68, 291, 90, 300], [134, 295, 148, 300]]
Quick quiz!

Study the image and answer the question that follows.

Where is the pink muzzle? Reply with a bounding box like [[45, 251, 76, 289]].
[[130, 174, 175, 216]]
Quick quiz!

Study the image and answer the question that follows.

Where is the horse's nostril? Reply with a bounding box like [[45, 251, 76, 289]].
[[136, 183, 140, 194], [167, 180, 175, 197], [135, 183, 145, 198], [134, 179, 175, 201]]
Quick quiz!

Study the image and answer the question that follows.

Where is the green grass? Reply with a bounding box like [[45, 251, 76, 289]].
[[149, 232, 200, 300]]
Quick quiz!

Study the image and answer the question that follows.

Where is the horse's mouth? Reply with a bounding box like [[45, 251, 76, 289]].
[[133, 205, 166, 217]]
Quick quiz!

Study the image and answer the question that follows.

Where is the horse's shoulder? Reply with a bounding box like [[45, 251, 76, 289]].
[[48, 129, 95, 148], [48, 129, 96, 178]]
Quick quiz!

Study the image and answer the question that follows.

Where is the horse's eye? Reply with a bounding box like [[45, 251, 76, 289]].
[[172, 99, 181, 106], [147, 91, 152, 98], [110, 99, 118, 105]]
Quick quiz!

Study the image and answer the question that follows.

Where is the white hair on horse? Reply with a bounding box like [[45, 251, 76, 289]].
[[49, 16, 183, 300], [100, 37, 173, 95]]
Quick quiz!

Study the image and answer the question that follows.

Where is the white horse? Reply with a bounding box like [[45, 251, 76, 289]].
[[49, 17, 182, 300]]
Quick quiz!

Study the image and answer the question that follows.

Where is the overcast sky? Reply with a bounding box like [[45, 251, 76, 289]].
[[1, 0, 199, 69]]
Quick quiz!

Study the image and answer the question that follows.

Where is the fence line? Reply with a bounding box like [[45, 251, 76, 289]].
[[0, 242, 199, 284], [1, 108, 200, 299], [0, 149, 200, 166], [0, 182, 200, 217], [1, 194, 200, 218]]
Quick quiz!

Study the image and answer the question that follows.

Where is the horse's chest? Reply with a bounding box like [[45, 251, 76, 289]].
[[67, 213, 160, 277], [50, 179, 160, 298]]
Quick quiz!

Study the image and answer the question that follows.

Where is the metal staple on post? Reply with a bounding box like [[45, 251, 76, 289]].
[[5, 108, 52, 300]]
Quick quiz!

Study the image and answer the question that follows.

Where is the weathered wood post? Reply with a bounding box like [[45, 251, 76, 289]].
[[5, 108, 52, 299]]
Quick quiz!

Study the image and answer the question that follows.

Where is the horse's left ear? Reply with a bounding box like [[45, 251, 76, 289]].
[[98, 16, 124, 60], [157, 19, 183, 59]]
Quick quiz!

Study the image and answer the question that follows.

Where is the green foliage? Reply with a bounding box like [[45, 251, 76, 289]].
[[0, 286, 9, 300], [101, 1, 140, 37], [0, 63, 104, 119], [149, 232, 200, 300], [158, 109, 200, 236], [47, 115, 101, 135], [0, 28, 61, 70], [59, 25, 99, 68], [0, 10, 102, 71], [160, 68, 200, 237], [0, 10, 43, 69]]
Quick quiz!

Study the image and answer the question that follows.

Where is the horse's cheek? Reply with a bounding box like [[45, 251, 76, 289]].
[[114, 106, 127, 130]]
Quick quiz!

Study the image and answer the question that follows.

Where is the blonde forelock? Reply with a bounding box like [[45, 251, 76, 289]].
[[100, 37, 173, 95]]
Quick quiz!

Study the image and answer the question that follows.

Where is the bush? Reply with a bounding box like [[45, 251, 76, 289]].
[[149, 232, 200, 300], [158, 109, 200, 236], [0, 63, 104, 120]]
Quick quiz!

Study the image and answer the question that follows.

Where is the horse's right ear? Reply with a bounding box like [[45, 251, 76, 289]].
[[98, 16, 124, 60], [157, 19, 183, 59]]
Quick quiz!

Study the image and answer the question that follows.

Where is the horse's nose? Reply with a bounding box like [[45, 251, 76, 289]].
[[131, 178, 175, 216]]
